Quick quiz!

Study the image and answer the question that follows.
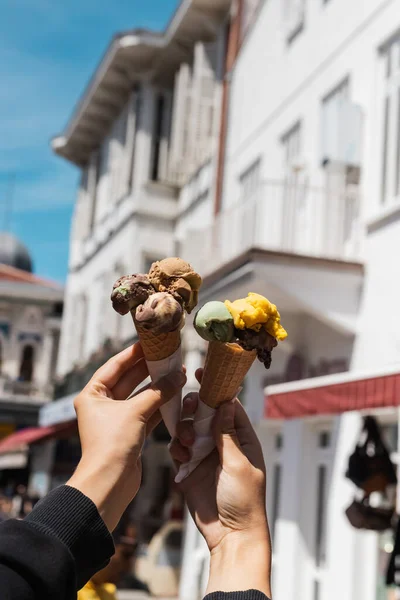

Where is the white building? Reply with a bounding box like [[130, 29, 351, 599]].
[[45, 0, 400, 599], [0, 232, 63, 490]]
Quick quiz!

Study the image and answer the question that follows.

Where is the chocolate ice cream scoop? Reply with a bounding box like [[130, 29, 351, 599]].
[[135, 292, 184, 335], [148, 258, 202, 314], [235, 328, 278, 370], [111, 274, 155, 315]]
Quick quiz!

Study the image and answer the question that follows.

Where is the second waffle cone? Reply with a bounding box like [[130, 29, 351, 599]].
[[133, 316, 181, 361], [199, 341, 256, 408]]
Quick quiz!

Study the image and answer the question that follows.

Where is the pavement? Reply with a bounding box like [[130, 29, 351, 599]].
[[118, 592, 176, 600], [117, 592, 149, 600]]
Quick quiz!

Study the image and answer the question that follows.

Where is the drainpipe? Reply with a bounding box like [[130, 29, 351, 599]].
[[214, 0, 244, 216]]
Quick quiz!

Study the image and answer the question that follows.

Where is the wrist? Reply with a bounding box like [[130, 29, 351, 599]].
[[207, 528, 271, 597], [67, 459, 135, 532]]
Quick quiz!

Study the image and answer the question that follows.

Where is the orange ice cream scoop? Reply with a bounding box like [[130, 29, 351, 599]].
[[224, 292, 287, 341]]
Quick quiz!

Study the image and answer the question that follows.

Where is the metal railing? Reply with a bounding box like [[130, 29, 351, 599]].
[[181, 180, 361, 276]]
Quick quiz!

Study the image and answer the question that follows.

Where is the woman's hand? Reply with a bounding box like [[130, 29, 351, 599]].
[[170, 369, 271, 596], [68, 343, 186, 531]]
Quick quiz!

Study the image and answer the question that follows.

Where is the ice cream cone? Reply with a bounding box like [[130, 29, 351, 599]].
[[199, 341, 257, 408], [133, 316, 181, 361]]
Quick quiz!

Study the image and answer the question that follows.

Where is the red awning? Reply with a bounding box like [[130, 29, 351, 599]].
[[265, 368, 400, 420], [0, 421, 77, 454]]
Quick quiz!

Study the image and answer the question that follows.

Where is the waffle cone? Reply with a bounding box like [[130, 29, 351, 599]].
[[199, 341, 256, 408], [133, 316, 181, 361]]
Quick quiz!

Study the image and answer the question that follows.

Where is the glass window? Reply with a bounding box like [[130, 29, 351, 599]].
[[321, 78, 349, 163], [239, 159, 261, 201], [315, 464, 327, 566], [380, 36, 400, 204], [271, 463, 282, 540], [19, 345, 34, 382], [318, 431, 331, 448]]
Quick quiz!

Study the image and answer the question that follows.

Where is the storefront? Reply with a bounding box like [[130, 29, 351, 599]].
[[262, 365, 400, 600]]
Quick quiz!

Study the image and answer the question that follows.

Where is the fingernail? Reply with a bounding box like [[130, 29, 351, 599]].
[[174, 371, 186, 385]]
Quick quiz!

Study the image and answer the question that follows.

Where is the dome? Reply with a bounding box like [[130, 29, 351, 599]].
[[0, 232, 33, 273]]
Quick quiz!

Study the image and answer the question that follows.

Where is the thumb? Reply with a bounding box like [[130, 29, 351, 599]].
[[214, 400, 246, 470], [132, 370, 186, 421]]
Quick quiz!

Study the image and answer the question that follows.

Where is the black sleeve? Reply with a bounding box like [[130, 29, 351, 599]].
[[0, 485, 114, 600], [204, 591, 271, 600]]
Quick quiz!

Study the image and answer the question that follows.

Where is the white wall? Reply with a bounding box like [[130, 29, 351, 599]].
[[225, 0, 400, 223]]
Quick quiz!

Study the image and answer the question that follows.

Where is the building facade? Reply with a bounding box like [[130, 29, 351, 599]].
[[48, 0, 400, 599], [0, 233, 63, 489]]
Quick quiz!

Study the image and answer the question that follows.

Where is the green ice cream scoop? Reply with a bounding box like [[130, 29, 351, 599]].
[[194, 301, 234, 342]]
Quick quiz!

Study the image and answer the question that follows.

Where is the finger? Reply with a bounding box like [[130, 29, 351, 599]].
[[181, 392, 198, 420], [214, 401, 246, 470], [91, 343, 144, 390], [195, 368, 204, 384], [169, 438, 191, 465], [234, 401, 265, 472], [132, 371, 186, 421], [176, 420, 195, 447], [146, 409, 162, 437], [112, 358, 149, 400], [176, 393, 198, 446]]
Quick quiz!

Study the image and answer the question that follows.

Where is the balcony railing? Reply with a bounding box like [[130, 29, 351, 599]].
[[0, 378, 53, 404], [180, 180, 361, 277]]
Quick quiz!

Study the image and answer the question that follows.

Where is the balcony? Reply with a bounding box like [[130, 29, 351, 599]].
[[181, 180, 362, 277], [0, 377, 53, 405]]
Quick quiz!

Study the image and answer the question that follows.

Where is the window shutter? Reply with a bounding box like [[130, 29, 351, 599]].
[[169, 63, 192, 184], [109, 109, 127, 204], [285, 0, 305, 41], [121, 89, 139, 196], [190, 42, 219, 170], [87, 152, 99, 233]]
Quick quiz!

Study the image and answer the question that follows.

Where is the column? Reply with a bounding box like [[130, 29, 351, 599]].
[[132, 82, 156, 196]]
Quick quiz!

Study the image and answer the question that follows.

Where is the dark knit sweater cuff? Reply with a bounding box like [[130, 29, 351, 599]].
[[26, 485, 114, 575], [204, 591, 270, 600]]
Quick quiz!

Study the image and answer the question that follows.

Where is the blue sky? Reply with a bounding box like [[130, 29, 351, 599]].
[[0, 0, 178, 283]]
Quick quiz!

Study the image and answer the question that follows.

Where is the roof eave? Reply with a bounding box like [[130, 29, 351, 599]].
[[51, 0, 230, 167]]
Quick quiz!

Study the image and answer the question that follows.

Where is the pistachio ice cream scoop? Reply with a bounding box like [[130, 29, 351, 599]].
[[194, 301, 234, 343]]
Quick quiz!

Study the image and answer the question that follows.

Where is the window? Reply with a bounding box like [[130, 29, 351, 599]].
[[19, 345, 34, 382], [315, 464, 327, 566], [127, 85, 141, 190], [151, 93, 167, 182], [321, 78, 349, 163], [380, 37, 400, 203], [318, 431, 331, 448], [0, 338, 2, 374], [271, 463, 282, 540], [284, 0, 305, 43], [313, 427, 332, 573], [282, 121, 302, 172], [239, 159, 261, 200]]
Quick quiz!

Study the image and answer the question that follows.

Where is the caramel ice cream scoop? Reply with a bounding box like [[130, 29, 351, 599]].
[[149, 258, 202, 314]]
